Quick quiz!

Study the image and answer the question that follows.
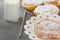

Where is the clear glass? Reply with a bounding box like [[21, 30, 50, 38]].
[[4, 0, 20, 22]]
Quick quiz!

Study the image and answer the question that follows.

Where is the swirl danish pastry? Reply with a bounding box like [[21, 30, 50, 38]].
[[34, 14, 60, 39], [21, 0, 43, 11], [34, 4, 59, 16]]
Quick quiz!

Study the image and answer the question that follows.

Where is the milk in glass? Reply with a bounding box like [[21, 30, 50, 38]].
[[4, 0, 20, 22]]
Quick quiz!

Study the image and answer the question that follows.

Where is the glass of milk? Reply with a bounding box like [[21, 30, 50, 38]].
[[4, 0, 21, 22]]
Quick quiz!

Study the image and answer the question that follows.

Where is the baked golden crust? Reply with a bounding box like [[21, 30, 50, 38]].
[[33, 12, 39, 16], [48, 2, 60, 7], [57, 3, 60, 6], [22, 3, 36, 11], [34, 20, 45, 38], [44, 1, 59, 6], [34, 4, 59, 16], [48, 2, 58, 6], [21, 0, 60, 11], [34, 23, 43, 38], [34, 19, 60, 39]]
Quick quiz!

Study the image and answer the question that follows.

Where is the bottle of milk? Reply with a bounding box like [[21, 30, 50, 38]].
[[4, 0, 20, 22]]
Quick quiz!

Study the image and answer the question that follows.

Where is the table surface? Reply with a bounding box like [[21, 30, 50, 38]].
[[0, 0, 32, 40]]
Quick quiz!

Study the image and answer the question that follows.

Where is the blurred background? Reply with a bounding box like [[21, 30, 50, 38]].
[[0, 0, 30, 40]]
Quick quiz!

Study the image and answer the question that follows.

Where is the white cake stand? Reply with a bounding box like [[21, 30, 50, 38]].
[[24, 14, 59, 40], [24, 16, 43, 40]]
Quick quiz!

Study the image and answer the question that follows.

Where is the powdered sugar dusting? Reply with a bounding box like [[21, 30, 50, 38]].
[[22, 0, 43, 6], [44, 0, 56, 4], [24, 14, 60, 39], [34, 4, 59, 15], [36, 14, 60, 38], [38, 20, 59, 31]]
